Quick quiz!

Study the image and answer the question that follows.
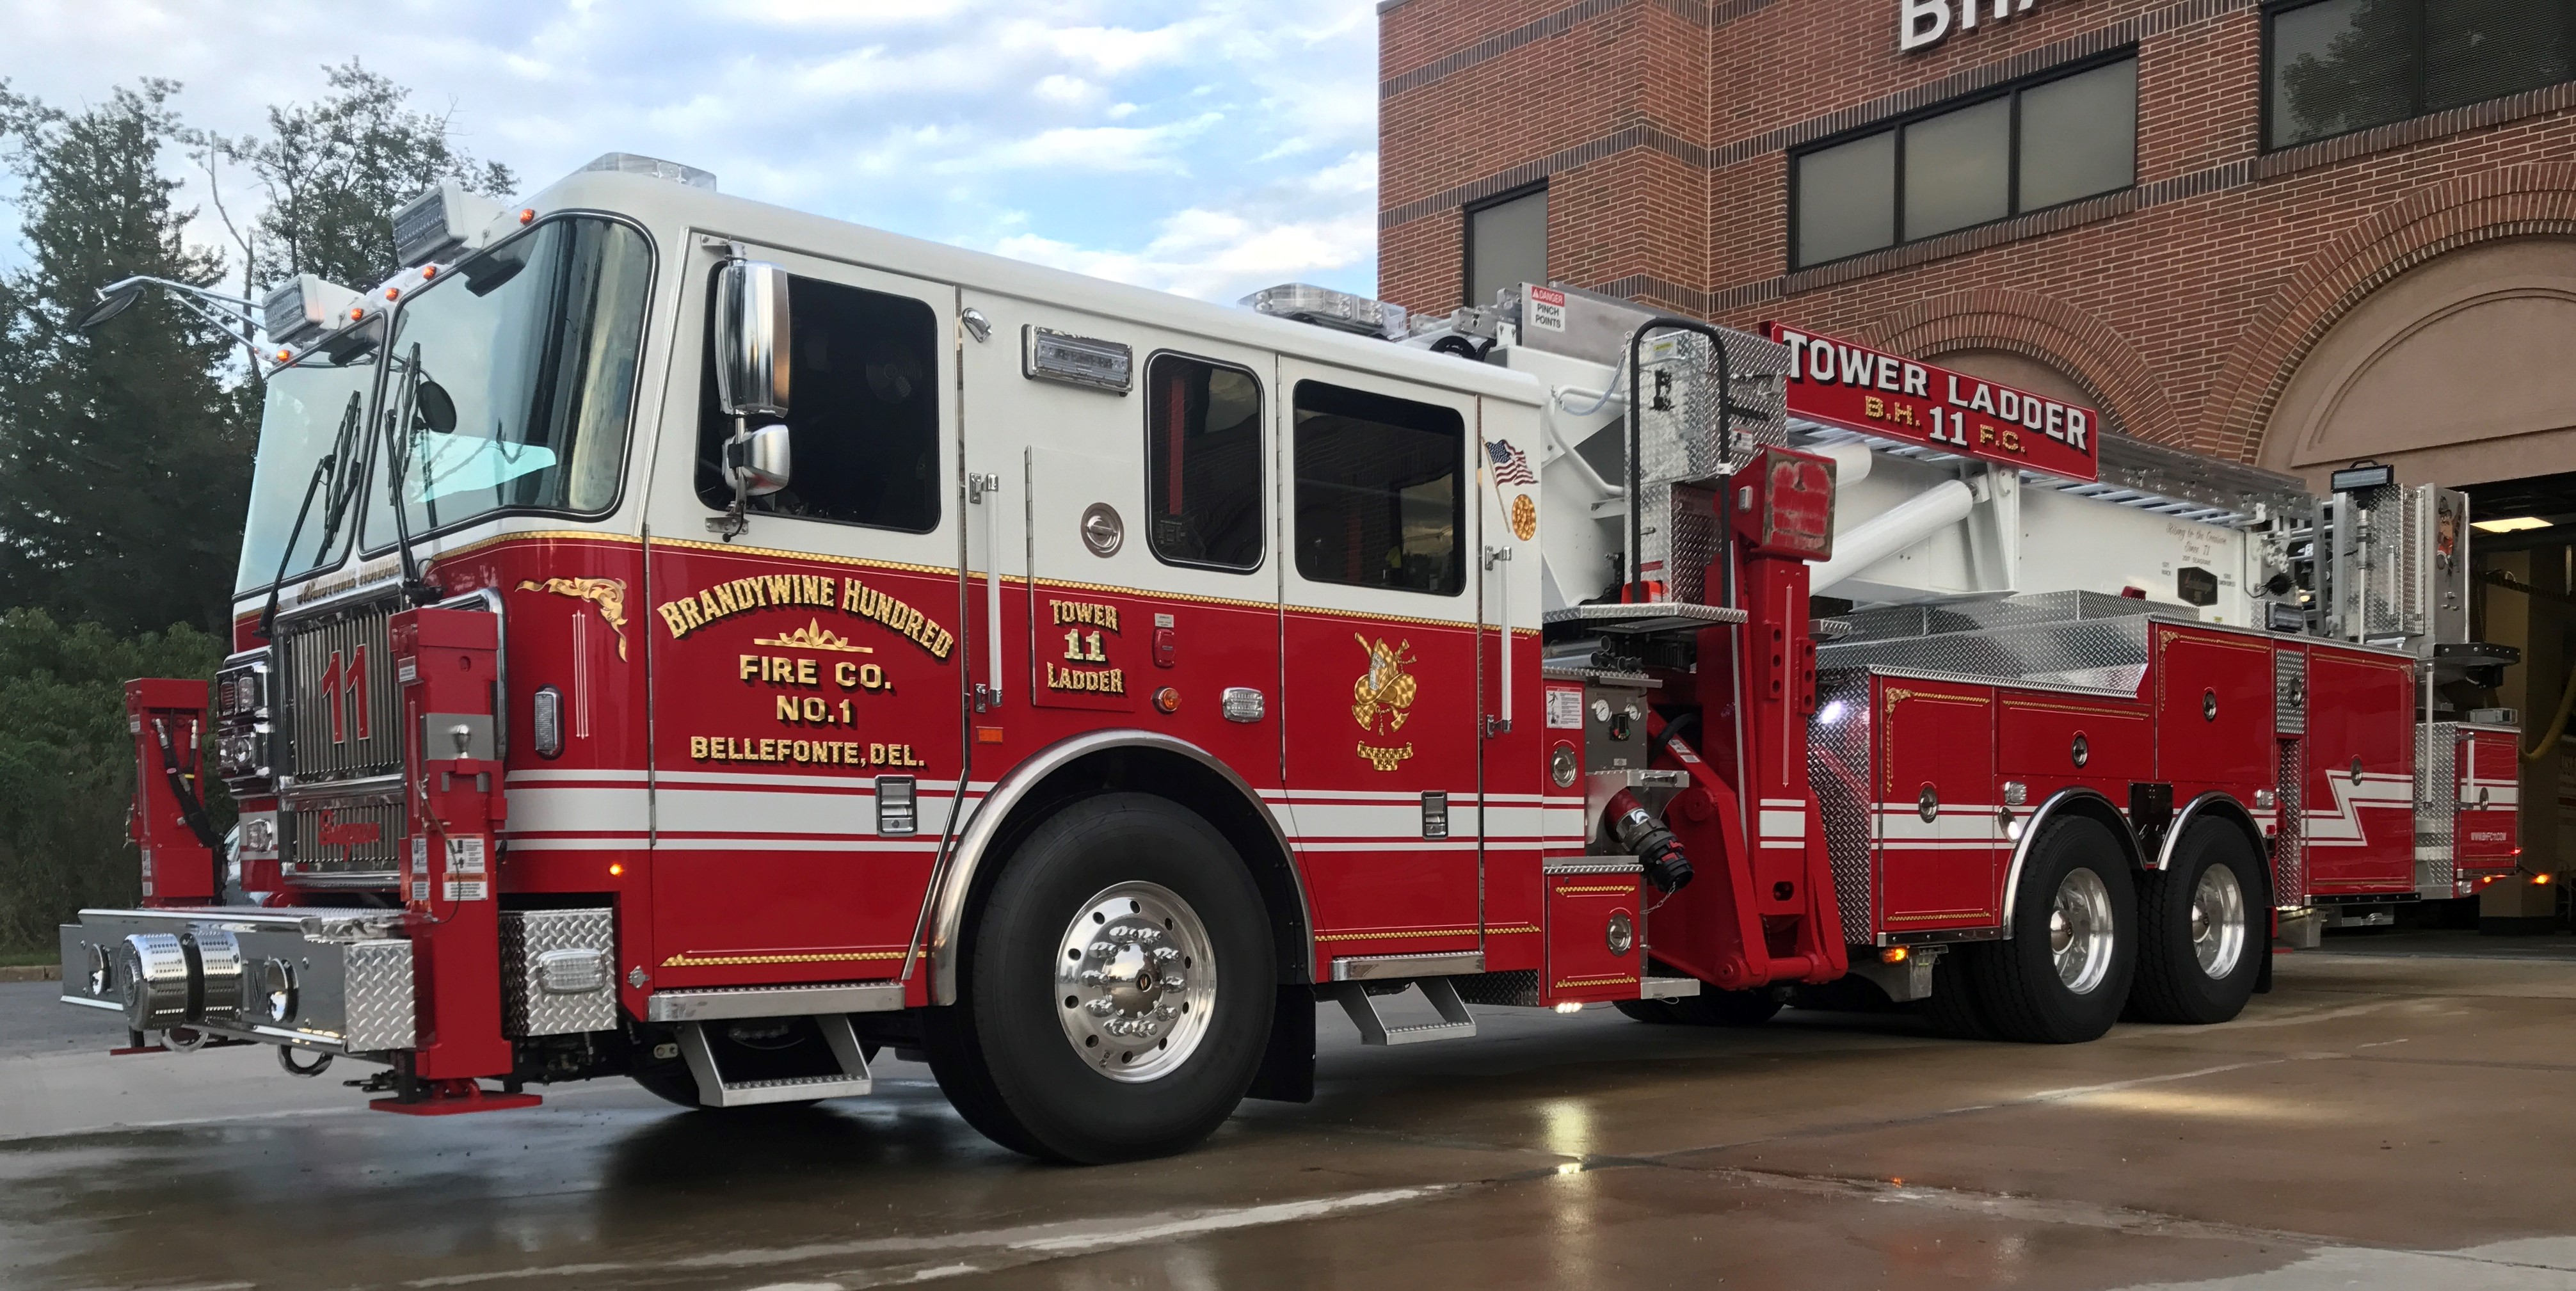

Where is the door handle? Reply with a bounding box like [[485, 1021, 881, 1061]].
[[971, 472, 1004, 710], [1485, 545, 1513, 737]]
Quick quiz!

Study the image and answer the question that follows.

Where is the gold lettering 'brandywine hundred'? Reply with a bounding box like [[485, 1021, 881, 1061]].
[[655, 573, 953, 660]]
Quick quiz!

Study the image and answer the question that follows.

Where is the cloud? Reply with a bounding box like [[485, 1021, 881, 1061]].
[[0, 0, 1382, 300]]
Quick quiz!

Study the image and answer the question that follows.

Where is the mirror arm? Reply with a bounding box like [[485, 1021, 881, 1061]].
[[708, 415, 752, 541]]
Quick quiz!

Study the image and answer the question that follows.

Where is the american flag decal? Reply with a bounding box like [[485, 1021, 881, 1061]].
[[1486, 439, 1536, 486]]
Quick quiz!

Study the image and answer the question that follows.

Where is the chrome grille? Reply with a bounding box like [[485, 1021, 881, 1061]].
[[284, 599, 401, 785], [288, 794, 404, 883]]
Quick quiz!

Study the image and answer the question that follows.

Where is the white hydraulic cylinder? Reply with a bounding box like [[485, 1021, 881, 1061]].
[[1811, 479, 1974, 595], [1812, 440, 1873, 488]]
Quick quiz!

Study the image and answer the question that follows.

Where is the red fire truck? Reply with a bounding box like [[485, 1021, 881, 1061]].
[[66, 155, 2523, 1162]]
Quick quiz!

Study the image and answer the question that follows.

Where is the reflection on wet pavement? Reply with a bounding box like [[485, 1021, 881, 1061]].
[[5, 939, 2576, 1289]]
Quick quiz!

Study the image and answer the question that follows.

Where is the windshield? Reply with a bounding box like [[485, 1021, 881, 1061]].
[[364, 216, 653, 546], [233, 345, 380, 593]]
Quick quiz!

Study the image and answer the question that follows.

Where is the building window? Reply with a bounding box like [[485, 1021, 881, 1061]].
[[694, 271, 941, 533], [1792, 57, 2138, 269], [1464, 185, 1547, 309], [1293, 381, 1464, 597], [2266, 0, 2575, 148], [1146, 354, 1264, 571]]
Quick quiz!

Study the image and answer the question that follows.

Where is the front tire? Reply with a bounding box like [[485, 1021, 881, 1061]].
[[922, 793, 1275, 1163], [1972, 815, 2136, 1043], [2129, 819, 2264, 1024]]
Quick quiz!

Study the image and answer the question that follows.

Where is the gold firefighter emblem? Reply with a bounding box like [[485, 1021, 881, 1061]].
[[518, 577, 630, 660], [1352, 634, 1418, 771]]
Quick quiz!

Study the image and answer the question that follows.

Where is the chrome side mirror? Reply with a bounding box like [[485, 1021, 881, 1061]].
[[724, 422, 792, 497], [714, 259, 791, 418]]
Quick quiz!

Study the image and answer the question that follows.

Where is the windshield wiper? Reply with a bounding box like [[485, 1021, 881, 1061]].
[[254, 390, 367, 641], [381, 343, 443, 608]]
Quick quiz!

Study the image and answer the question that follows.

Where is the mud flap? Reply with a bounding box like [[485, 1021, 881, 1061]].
[[1245, 984, 1315, 1103]]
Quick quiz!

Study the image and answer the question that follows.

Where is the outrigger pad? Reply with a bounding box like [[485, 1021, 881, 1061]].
[[371, 1078, 543, 1116]]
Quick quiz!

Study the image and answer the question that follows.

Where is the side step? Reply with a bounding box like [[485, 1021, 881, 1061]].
[[1319, 977, 1477, 1046], [676, 1013, 873, 1107]]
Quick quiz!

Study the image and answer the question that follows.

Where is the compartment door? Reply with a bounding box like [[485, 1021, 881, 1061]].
[[1876, 680, 2002, 933]]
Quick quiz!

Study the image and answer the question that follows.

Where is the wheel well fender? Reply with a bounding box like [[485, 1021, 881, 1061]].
[[925, 731, 1311, 1005], [2157, 792, 2271, 889], [2000, 787, 2146, 939]]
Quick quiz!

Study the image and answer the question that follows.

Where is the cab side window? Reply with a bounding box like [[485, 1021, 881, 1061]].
[[1292, 381, 1464, 596], [1146, 355, 1263, 570], [696, 272, 940, 532]]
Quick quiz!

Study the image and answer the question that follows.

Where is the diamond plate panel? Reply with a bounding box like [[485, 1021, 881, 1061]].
[[2274, 647, 2308, 736], [1809, 669, 1878, 945], [500, 908, 618, 1036], [1814, 616, 2152, 694], [340, 940, 417, 1052], [1635, 330, 1789, 488], [2415, 722, 2457, 895], [1451, 969, 1541, 1007], [1837, 590, 2164, 644], [2275, 741, 2306, 906]]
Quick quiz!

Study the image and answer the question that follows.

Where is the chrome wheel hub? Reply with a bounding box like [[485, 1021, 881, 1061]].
[[2049, 867, 2116, 995], [2191, 863, 2246, 979], [1056, 881, 1216, 1082]]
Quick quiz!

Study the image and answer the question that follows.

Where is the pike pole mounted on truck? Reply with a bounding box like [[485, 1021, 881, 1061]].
[[67, 153, 2522, 1160]]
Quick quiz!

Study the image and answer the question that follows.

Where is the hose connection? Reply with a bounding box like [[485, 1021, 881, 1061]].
[[1607, 789, 1694, 893]]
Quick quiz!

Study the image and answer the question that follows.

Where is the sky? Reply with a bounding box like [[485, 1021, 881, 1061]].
[[0, 0, 1383, 304]]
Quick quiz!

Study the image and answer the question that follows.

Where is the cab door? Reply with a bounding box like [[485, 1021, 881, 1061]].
[[637, 242, 964, 989], [1276, 358, 1483, 973], [955, 298, 1284, 797]]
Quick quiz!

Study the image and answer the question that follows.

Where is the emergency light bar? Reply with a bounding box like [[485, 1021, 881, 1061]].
[[260, 274, 362, 348], [390, 180, 508, 269], [1242, 283, 1409, 341]]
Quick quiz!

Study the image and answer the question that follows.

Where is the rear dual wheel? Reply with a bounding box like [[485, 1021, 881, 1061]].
[[923, 793, 1274, 1164], [2129, 820, 2265, 1024]]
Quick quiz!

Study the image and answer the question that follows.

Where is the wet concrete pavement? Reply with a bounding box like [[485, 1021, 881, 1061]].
[[7, 934, 2576, 1290]]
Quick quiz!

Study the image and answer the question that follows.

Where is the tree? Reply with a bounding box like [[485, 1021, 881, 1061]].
[[225, 60, 517, 293], [0, 80, 255, 637], [0, 609, 225, 952]]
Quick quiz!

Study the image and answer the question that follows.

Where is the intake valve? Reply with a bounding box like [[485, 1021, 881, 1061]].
[[1606, 789, 1693, 893]]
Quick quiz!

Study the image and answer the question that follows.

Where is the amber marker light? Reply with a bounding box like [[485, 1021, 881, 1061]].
[[348, 306, 365, 321], [1881, 947, 1909, 964], [519, 207, 536, 225], [420, 264, 438, 278], [609, 863, 624, 877], [975, 726, 1005, 745], [1153, 687, 1181, 715]]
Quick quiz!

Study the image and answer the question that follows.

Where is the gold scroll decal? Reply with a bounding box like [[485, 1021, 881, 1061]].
[[517, 578, 630, 660], [656, 573, 952, 660], [1352, 635, 1418, 772]]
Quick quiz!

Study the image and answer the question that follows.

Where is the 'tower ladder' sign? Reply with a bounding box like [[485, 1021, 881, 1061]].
[[1764, 324, 2101, 483]]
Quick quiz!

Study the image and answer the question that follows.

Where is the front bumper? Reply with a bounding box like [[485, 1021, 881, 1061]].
[[61, 907, 416, 1054]]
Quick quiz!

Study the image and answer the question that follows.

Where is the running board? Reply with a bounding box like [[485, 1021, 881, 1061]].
[[676, 1014, 873, 1107], [1320, 977, 1477, 1046]]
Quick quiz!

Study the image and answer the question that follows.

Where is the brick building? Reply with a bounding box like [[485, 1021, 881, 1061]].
[[1375, 0, 2576, 917], [1375, 0, 2576, 493]]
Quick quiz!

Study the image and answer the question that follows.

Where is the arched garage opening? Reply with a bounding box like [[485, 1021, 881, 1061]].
[[2259, 238, 2576, 932]]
